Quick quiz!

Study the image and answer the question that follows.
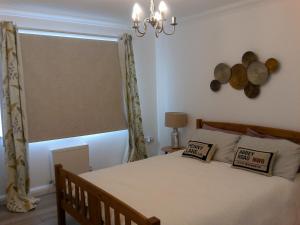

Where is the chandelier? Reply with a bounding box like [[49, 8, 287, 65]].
[[131, 0, 178, 38]]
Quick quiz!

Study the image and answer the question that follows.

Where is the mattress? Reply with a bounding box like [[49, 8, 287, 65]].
[[81, 151, 300, 225]]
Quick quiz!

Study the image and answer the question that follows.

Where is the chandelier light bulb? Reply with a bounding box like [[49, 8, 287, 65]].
[[154, 11, 162, 21], [132, 3, 142, 21], [159, 1, 168, 14], [132, 12, 137, 21]]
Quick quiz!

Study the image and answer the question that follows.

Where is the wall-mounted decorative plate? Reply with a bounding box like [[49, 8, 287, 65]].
[[242, 51, 258, 67], [265, 58, 280, 74], [210, 80, 221, 92], [244, 83, 260, 99], [214, 63, 231, 84], [247, 61, 269, 86], [211, 52, 279, 99], [230, 64, 248, 90]]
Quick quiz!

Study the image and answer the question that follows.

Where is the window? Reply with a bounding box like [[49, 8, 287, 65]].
[[19, 30, 127, 142]]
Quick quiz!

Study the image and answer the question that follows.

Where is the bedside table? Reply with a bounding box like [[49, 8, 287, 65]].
[[161, 146, 185, 154]]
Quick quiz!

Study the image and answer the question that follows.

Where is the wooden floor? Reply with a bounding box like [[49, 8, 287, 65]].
[[0, 193, 80, 225]]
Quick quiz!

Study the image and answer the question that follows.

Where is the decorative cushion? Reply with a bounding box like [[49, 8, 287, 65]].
[[232, 147, 276, 176], [191, 129, 241, 163], [182, 140, 216, 162], [236, 135, 300, 180]]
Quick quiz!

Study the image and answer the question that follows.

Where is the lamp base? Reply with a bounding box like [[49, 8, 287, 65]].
[[171, 128, 180, 149]]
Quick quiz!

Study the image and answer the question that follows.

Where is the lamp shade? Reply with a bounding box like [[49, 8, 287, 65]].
[[165, 112, 187, 128]]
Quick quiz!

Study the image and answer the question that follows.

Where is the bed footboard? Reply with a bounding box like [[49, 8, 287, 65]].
[[55, 164, 160, 225]]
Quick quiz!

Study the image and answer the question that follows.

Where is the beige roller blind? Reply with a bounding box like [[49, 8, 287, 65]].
[[20, 33, 127, 142]]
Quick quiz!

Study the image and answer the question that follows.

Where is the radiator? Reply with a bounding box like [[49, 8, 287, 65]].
[[50, 145, 90, 182]]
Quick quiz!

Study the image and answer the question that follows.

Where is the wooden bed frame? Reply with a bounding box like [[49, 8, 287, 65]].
[[196, 119, 300, 144], [55, 118, 300, 225]]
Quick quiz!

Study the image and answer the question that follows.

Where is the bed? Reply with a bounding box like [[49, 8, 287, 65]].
[[55, 119, 300, 225]]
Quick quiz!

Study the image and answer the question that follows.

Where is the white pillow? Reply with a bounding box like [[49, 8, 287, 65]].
[[237, 135, 300, 180], [191, 129, 241, 163]]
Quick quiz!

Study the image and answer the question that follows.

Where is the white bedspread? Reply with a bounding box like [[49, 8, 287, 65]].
[[81, 151, 300, 225]]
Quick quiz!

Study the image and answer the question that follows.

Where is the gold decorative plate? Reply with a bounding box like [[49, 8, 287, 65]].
[[242, 51, 258, 68], [230, 64, 248, 90], [247, 61, 269, 86], [265, 58, 280, 74], [214, 63, 231, 84]]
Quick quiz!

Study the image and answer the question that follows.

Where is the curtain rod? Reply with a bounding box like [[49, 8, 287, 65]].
[[18, 27, 121, 42]]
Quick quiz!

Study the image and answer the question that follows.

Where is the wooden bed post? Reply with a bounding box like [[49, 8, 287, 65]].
[[196, 119, 203, 129], [147, 217, 160, 225], [55, 164, 66, 225]]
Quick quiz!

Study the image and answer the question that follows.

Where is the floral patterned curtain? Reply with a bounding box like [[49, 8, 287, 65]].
[[118, 34, 148, 162], [0, 21, 38, 212]]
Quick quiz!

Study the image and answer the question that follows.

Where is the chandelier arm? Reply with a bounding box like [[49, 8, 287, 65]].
[[162, 24, 176, 36], [155, 30, 159, 38], [155, 25, 162, 38], [134, 20, 148, 37], [134, 28, 146, 37], [150, 0, 155, 17], [155, 22, 163, 34]]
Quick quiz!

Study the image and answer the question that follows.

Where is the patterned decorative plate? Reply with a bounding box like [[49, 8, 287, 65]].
[[214, 63, 231, 84], [247, 61, 269, 86], [242, 51, 258, 68], [230, 64, 248, 90], [210, 80, 221, 92], [244, 83, 260, 99], [265, 58, 280, 74]]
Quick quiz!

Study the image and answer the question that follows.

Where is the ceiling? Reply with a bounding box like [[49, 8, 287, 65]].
[[0, 0, 253, 25]]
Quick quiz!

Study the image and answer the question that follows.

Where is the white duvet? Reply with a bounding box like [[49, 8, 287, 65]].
[[81, 151, 300, 225]]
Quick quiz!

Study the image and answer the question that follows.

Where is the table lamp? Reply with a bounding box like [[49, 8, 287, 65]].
[[165, 112, 188, 149]]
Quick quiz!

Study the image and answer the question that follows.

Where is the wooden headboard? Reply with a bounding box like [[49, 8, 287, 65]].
[[196, 119, 300, 144]]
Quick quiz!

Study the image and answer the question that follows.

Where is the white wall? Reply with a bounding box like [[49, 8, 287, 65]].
[[2, 0, 299, 198], [133, 33, 159, 156], [156, 0, 300, 149], [0, 13, 158, 197], [28, 131, 128, 189]]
